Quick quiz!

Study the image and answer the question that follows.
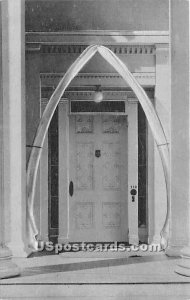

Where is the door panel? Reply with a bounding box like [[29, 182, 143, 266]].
[[75, 202, 94, 229], [69, 114, 128, 242], [97, 115, 128, 241], [76, 142, 94, 190], [102, 142, 121, 189]]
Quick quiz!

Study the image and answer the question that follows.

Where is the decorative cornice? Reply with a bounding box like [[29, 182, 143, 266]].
[[26, 30, 169, 36], [41, 90, 129, 100], [26, 31, 169, 46], [37, 44, 156, 55], [40, 72, 156, 87], [41, 89, 154, 101], [40, 72, 155, 80], [26, 44, 156, 54], [41, 97, 150, 108]]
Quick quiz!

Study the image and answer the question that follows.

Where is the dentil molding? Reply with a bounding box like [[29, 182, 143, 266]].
[[27, 44, 156, 55]]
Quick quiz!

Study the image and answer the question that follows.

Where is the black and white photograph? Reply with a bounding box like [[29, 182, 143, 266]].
[[0, 0, 190, 299]]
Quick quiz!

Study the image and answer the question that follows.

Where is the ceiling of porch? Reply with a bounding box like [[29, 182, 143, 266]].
[[25, 0, 169, 32]]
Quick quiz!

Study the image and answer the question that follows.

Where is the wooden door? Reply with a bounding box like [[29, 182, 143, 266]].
[[69, 114, 128, 242]]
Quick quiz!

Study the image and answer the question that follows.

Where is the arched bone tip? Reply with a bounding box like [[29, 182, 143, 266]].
[[28, 239, 39, 251], [160, 232, 168, 250]]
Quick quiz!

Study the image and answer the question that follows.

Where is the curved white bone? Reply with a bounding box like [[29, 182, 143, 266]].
[[27, 45, 170, 250]]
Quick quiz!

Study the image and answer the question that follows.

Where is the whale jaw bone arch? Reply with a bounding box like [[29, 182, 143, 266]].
[[26, 45, 170, 250]]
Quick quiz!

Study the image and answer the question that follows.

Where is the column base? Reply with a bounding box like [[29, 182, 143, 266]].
[[0, 246, 20, 279], [151, 234, 161, 245], [165, 245, 184, 257], [175, 246, 190, 277], [8, 241, 33, 258], [27, 235, 39, 252], [58, 237, 69, 244], [129, 235, 139, 246], [38, 234, 49, 243]]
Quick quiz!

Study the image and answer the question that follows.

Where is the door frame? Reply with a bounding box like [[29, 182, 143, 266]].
[[39, 74, 155, 245], [56, 98, 139, 244], [39, 91, 154, 245]]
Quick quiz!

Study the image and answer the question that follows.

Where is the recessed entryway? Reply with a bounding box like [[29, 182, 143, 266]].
[[46, 99, 149, 244]]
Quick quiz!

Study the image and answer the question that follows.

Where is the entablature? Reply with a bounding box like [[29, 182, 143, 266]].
[[41, 88, 154, 102], [40, 72, 155, 89], [26, 30, 169, 52]]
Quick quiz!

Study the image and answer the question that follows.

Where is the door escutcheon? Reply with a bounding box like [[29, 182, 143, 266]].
[[130, 188, 137, 202], [95, 150, 101, 158]]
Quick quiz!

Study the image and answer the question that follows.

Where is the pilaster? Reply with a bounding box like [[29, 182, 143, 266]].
[[152, 44, 170, 246], [0, 0, 20, 278], [39, 101, 49, 243], [147, 124, 154, 244], [2, 0, 30, 257], [171, 0, 190, 273], [58, 100, 70, 244], [166, 0, 190, 260], [128, 101, 139, 245]]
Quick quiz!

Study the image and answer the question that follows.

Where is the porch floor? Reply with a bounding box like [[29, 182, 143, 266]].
[[1, 251, 190, 299]]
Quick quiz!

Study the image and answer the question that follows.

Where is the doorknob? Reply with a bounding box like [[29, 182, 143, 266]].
[[69, 181, 74, 197]]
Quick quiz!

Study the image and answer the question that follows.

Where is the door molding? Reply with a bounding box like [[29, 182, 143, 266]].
[[40, 97, 152, 244], [39, 102, 49, 242], [40, 72, 155, 88], [128, 101, 139, 245], [58, 100, 70, 244]]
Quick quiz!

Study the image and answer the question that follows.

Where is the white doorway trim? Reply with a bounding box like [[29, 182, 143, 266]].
[[128, 100, 138, 245], [56, 99, 139, 244], [39, 101, 49, 242], [58, 100, 70, 244]]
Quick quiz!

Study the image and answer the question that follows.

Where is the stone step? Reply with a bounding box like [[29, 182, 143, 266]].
[[0, 283, 190, 299]]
